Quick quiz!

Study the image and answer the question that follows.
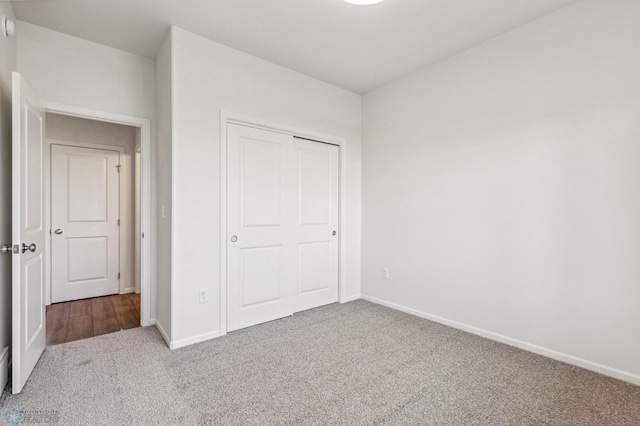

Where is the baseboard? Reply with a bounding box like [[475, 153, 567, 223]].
[[361, 294, 640, 386], [0, 347, 8, 393], [169, 330, 222, 350], [340, 293, 361, 303], [155, 321, 171, 348]]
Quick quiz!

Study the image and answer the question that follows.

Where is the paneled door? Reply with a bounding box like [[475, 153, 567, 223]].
[[227, 124, 297, 332], [51, 144, 120, 303], [227, 124, 339, 332], [293, 138, 339, 313], [11, 72, 46, 394]]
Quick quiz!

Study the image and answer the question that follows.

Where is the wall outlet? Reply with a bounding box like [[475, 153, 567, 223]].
[[382, 267, 390, 279], [199, 288, 208, 303]]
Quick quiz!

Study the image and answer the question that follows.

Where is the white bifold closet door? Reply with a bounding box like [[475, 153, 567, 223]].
[[227, 124, 339, 332]]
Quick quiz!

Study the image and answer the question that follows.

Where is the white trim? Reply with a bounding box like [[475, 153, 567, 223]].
[[220, 111, 348, 335], [340, 294, 361, 303], [42, 101, 154, 327], [168, 330, 222, 350], [155, 321, 171, 348], [361, 294, 640, 386], [0, 346, 8, 394]]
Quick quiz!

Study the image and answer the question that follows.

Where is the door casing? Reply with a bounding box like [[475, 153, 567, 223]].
[[41, 102, 154, 327], [220, 111, 348, 336]]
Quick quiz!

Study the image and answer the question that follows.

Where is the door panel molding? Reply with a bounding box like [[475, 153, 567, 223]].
[[221, 111, 346, 335]]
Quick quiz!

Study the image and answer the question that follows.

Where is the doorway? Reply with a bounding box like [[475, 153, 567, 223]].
[[44, 113, 144, 344]]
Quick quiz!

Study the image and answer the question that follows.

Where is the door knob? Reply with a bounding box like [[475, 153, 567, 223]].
[[332, 230, 337, 236], [230, 235, 238, 243], [22, 243, 36, 253], [1, 245, 11, 255], [54, 229, 63, 235]]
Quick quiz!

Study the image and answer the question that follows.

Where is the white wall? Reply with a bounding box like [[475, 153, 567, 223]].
[[17, 21, 158, 321], [362, 0, 640, 384], [154, 30, 172, 341], [0, 2, 18, 391], [170, 26, 362, 345], [17, 21, 155, 119]]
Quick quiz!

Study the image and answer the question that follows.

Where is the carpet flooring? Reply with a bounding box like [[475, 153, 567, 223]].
[[1, 300, 639, 425]]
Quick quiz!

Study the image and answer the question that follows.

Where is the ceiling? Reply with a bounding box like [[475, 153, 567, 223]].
[[11, 0, 578, 94]]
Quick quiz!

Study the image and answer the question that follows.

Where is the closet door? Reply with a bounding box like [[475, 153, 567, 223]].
[[226, 124, 340, 332], [226, 124, 297, 332], [293, 138, 339, 312]]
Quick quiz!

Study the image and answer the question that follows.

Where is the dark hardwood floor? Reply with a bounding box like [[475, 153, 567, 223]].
[[46, 293, 141, 345]]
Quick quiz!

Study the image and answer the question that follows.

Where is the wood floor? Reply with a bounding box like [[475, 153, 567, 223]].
[[46, 293, 141, 345]]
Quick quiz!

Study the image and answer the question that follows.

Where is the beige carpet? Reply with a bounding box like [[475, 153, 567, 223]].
[[1, 300, 639, 425]]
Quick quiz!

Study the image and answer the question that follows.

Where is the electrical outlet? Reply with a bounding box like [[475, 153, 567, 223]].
[[382, 267, 389, 279], [199, 288, 208, 303]]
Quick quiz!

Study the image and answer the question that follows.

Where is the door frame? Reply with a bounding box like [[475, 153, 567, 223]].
[[42, 102, 153, 327], [49, 142, 126, 300], [219, 111, 347, 335]]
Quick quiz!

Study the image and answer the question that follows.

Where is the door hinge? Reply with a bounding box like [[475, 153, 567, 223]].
[[116, 165, 121, 173], [117, 219, 120, 226], [118, 272, 121, 280]]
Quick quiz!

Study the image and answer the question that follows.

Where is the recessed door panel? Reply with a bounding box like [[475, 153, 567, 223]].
[[298, 242, 331, 294], [241, 246, 283, 308], [25, 103, 43, 232], [299, 150, 332, 226], [68, 156, 108, 222], [67, 237, 108, 282], [25, 255, 43, 349], [241, 139, 282, 228], [51, 145, 120, 303]]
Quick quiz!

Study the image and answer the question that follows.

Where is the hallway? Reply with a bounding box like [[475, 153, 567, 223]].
[[46, 294, 141, 345]]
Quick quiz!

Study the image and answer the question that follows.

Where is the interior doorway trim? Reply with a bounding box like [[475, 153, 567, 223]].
[[42, 101, 154, 327], [219, 111, 347, 336]]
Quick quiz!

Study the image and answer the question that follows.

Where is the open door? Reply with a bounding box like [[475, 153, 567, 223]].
[[11, 72, 46, 394]]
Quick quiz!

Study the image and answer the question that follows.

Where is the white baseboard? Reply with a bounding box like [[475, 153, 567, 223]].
[[0, 347, 8, 393], [361, 294, 640, 386], [169, 330, 222, 350], [155, 321, 171, 348], [340, 293, 361, 303]]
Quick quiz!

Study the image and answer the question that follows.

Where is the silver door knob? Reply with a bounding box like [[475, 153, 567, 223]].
[[1, 245, 11, 255], [332, 231, 337, 236], [54, 229, 63, 235], [22, 243, 36, 253], [230, 235, 238, 243]]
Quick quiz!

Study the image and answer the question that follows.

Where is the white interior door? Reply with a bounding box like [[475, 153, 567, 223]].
[[227, 124, 339, 332], [227, 124, 296, 332], [51, 145, 120, 303], [293, 138, 339, 312], [12, 72, 46, 394]]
